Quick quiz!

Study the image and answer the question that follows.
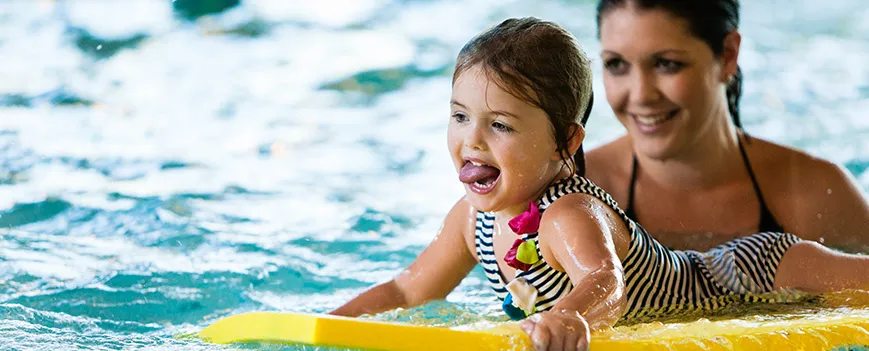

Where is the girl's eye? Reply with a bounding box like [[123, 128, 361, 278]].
[[603, 58, 628, 75], [452, 112, 468, 123], [655, 59, 685, 73], [492, 121, 513, 133]]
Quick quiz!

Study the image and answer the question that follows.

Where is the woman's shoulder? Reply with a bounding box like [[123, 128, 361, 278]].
[[746, 137, 863, 218], [746, 137, 851, 189], [746, 137, 869, 245]]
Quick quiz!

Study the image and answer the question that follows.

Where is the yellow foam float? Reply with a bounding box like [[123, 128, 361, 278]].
[[198, 291, 869, 351]]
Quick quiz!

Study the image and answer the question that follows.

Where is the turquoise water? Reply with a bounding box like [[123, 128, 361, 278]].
[[1, 0, 868, 350]]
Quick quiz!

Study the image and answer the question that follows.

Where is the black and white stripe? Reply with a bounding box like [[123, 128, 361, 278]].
[[474, 175, 802, 318], [475, 210, 573, 312]]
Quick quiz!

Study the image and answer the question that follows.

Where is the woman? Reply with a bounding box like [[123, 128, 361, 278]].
[[586, 0, 869, 251]]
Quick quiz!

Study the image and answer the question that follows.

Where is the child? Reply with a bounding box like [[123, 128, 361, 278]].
[[331, 17, 869, 351]]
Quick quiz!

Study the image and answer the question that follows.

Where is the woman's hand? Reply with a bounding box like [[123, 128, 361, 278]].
[[519, 309, 590, 351]]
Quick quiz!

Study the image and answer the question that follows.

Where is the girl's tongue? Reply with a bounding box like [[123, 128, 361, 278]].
[[459, 162, 500, 186]]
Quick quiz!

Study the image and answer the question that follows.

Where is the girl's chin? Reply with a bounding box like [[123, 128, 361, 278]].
[[464, 192, 502, 212], [465, 194, 529, 216], [465, 195, 494, 212]]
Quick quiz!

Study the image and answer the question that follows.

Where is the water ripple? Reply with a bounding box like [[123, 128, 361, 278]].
[[1, 1, 867, 350]]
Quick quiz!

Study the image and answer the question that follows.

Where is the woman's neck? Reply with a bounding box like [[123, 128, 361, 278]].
[[635, 116, 744, 190]]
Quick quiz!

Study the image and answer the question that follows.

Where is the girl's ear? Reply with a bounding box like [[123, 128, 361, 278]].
[[567, 123, 585, 156], [553, 123, 585, 161]]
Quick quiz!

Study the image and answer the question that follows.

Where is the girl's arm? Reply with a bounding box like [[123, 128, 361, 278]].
[[331, 197, 479, 317], [521, 193, 630, 351]]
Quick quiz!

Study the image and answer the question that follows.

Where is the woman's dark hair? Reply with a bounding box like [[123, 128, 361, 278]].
[[453, 17, 595, 175], [596, 0, 744, 130]]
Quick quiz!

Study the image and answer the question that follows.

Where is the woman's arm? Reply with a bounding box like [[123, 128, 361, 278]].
[[520, 193, 630, 351], [331, 197, 479, 317]]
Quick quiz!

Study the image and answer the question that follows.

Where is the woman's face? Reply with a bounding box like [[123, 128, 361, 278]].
[[599, 5, 735, 160]]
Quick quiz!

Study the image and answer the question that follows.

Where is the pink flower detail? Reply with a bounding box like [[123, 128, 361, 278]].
[[504, 238, 532, 271], [508, 201, 540, 235]]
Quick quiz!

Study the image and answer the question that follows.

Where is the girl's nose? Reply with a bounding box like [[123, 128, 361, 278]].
[[464, 122, 487, 151]]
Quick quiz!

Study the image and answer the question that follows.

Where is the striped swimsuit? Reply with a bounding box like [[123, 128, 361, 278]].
[[474, 175, 801, 319]]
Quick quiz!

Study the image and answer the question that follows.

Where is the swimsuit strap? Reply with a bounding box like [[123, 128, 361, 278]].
[[737, 137, 785, 233], [625, 154, 639, 221]]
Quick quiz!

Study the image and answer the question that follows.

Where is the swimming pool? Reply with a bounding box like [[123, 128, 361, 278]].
[[1, 0, 868, 350]]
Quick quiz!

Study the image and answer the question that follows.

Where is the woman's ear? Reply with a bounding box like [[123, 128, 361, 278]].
[[720, 31, 741, 82]]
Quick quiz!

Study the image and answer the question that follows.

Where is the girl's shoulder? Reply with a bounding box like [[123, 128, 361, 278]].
[[538, 178, 632, 260], [443, 196, 483, 260]]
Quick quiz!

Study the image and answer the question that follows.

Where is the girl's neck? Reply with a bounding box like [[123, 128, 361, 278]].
[[635, 116, 743, 189]]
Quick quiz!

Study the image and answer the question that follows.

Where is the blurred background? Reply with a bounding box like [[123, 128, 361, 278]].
[[1, 0, 868, 350]]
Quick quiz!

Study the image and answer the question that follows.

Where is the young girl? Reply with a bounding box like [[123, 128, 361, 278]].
[[332, 17, 869, 351]]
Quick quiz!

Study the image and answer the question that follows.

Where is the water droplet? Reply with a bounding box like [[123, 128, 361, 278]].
[[817, 213, 823, 219], [827, 188, 833, 195], [96, 44, 103, 50], [819, 237, 825, 243]]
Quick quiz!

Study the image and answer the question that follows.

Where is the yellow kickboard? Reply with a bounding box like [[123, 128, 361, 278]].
[[199, 310, 869, 351], [198, 312, 530, 351], [594, 313, 869, 351]]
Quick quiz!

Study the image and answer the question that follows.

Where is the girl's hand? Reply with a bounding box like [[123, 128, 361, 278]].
[[519, 309, 590, 351]]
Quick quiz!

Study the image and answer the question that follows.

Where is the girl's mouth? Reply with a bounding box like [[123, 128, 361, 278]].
[[459, 160, 501, 195]]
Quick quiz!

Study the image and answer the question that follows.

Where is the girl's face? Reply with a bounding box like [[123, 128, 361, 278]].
[[599, 5, 734, 160], [448, 65, 570, 216]]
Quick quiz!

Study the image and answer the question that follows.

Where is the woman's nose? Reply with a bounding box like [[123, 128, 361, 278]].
[[629, 70, 661, 105]]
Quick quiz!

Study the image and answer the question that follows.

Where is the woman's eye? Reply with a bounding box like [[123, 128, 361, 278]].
[[604, 58, 628, 75], [655, 59, 685, 73], [452, 113, 468, 123]]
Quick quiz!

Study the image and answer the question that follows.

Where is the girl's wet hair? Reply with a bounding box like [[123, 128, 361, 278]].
[[453, 17, 594, 176], [596, 0, 744, 130]]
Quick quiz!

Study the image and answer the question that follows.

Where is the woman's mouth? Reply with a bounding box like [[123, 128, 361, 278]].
[[631, 110, 679, 132], [459, 160, 501, 195]]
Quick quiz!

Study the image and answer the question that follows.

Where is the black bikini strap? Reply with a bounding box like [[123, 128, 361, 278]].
[[736, 137, 769, 211], [737, 136, 784, 232], [625, 154, 639, 221]]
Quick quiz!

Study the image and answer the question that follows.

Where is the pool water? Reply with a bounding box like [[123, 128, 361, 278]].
[[1, 0, 868, 350]]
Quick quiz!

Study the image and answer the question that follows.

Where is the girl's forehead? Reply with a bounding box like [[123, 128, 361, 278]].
[[452, 68, 539, 115]]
